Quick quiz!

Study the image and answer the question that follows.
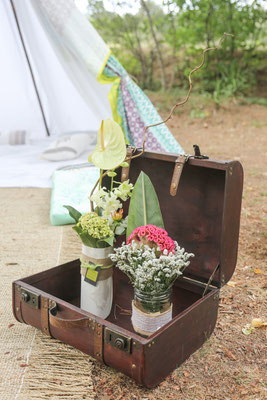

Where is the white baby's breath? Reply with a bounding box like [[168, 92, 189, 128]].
[[110, 240, 194, 294]]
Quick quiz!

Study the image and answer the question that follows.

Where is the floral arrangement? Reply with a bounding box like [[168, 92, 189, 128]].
[[65, 118, 133, 248], [64, 118, 134, 318], [111, 172, 194, 334], [64, 34, 230, 325], [90, 179, 133, 236], [111, 225, 194, 295]]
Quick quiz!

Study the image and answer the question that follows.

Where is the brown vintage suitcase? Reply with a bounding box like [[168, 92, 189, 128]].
[[12, 150, 243, 388]]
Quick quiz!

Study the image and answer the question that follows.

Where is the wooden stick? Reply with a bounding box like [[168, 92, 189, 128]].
[[90, 33, 233, 207]]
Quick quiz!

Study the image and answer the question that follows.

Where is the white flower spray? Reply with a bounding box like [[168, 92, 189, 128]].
[[110, 240, 194, 294], [90, 179, 133, 235]]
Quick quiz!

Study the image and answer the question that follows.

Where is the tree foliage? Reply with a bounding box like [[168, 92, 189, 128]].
[[88, 0, 267, 98]]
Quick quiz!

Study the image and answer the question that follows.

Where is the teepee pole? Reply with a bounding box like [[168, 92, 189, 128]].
[[9, 0, 50, 137]]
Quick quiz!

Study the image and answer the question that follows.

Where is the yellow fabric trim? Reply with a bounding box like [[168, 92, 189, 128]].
[[97, 50, 111, 79], [97, 52, 128, 143]]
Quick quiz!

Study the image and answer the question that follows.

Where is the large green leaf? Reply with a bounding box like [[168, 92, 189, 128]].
[[127, 171, 164, 238], [63, 205, 82, 223]]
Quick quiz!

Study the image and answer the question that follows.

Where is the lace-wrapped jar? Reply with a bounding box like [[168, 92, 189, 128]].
[[131, 287, 172, 337]]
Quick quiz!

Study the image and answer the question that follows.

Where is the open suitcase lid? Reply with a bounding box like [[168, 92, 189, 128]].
[[123, 150, 243, 288]]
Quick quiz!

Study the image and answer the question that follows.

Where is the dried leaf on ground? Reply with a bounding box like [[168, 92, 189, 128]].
[[251, 318, 267, 328], [253, 268, 262, 274], [227, 281, 238, 287], [223, 348, 237, 361], [183, 371, 190, 377]]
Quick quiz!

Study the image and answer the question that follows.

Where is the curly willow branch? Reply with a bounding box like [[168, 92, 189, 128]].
[[90, 32, 233, 210]]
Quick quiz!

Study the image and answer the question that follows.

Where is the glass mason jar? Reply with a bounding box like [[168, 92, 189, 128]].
[[132, 287, 173, 336]]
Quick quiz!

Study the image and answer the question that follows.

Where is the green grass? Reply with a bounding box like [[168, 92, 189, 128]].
[[239, 97, 267, 106], [146, 89, 267, 113], [190, 109, 209, 118], [250, 120, 267, 128], [146, 89, 213, 113]]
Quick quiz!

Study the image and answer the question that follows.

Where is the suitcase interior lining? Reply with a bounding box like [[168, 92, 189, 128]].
[[22, 261, 215, 336]]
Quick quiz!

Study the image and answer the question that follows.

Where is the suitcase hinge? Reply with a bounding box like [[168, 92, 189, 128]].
[[104, 327, 132, 354]]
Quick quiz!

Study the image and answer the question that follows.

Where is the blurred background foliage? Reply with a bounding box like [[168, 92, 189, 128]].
[[87, 0, 267, 103]]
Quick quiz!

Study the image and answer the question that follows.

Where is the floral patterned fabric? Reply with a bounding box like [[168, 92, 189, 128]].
[[104, 55, 184, 154]]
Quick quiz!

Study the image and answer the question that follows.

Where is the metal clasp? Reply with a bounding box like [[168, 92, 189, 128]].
[[193, 144, 209, 159], [20, 288, 40, 309], [104, 328, 132, 353]]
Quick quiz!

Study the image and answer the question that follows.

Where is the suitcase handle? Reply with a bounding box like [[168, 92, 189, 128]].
[[49, 304, 90, 329]]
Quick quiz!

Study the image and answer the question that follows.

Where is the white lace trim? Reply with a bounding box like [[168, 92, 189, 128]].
[[131, 301, 172, 334]]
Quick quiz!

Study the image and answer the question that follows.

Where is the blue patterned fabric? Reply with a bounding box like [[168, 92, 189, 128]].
[[50, 164, 99, 226], [104, 55, 184, 154]]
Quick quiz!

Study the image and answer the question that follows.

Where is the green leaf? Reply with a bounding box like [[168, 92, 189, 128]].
[[107, 171, 117, 177], [73, 226, 97, 247], [72, 225, 83, 235], [97, 236, 114, 247], [63, 205, 82, 223], [80, 233, 97, 247], [120, 161, 129, 167], [127, 171, 164, 238]]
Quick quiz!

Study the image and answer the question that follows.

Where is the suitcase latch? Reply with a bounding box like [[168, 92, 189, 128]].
[[20, 288, 40, 309], [193, 144, 209, 159], [104, 328, 132, 353]]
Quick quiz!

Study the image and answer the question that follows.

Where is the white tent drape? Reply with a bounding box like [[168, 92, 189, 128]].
[[0, 0, 112, 138], [0, 0, 45, 137]]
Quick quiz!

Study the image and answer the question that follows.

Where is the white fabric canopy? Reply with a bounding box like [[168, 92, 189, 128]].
[[0, 0, 182, 190], [0, 0, 112, 139]]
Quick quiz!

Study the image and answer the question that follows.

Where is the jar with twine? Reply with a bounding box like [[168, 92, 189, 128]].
[[80, 244, 113, 319]]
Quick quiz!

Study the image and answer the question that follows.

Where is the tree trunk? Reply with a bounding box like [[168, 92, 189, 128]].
[[140, 0, 167, 90], [228, 0, 235, 58], [148, 48, 156, 89], [133, 26, 148, 88], [205, 1, 213, 48], [167, 5, 178, 89]]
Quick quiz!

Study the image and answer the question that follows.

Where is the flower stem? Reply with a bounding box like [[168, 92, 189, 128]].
[[96, 169, 104, 215], [99, 169, 103, 189]]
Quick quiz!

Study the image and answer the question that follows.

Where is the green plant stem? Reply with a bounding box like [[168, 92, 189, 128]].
[[111, 170, 114, 191], [96, 169, 104, 215], [99, 169, 103, 189]]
